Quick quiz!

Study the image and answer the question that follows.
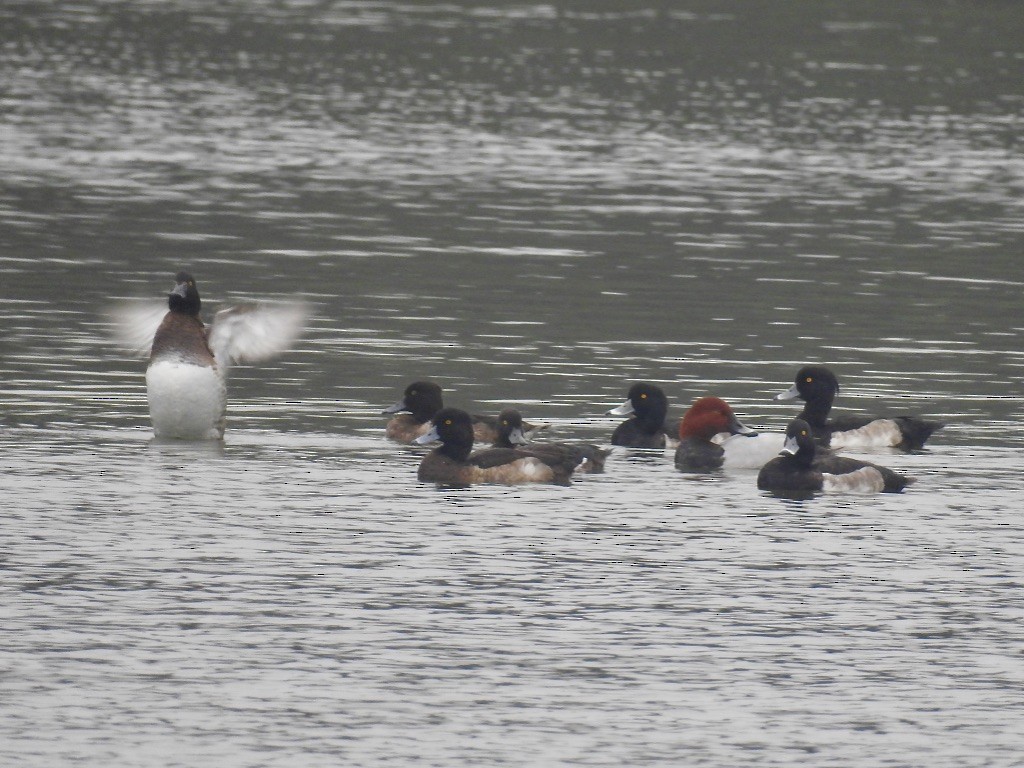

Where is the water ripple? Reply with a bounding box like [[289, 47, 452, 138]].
[[2, 3, 1023, 767]]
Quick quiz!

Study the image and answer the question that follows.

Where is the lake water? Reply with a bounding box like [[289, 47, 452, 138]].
[[2, 2, 1023, 766]]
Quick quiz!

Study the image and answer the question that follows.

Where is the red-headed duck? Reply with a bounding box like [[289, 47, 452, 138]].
[[674, 396, 762, 471]]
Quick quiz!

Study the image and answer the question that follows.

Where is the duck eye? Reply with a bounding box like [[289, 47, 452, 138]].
[[501, 419, 507, 426], [801, 429, 808, 436], [805, 377, 813, 383], [640, 393, 647, 399], [444, 419, 452, 426]]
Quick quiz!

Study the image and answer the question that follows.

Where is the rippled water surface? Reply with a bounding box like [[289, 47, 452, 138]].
[[2, 2, 1023, 766]]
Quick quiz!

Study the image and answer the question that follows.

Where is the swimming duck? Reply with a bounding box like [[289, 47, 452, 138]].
[[493, 408, 609, 474], [382, 380, 445, 443], [607, 382, 676, 449], [415, 408, 579, 486], [674, 396, 781, 472], [757, 419, 914, 494], [111, 272, 307, 440], [775, 365, 943, 450], [382, 381, 546, 444]]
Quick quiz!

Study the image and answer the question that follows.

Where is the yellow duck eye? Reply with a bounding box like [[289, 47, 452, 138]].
[[501, 419, 508, 426], [805, 377, 813, 383], [444, 419, 452, 426], [801, 429, 808, 436], [640, 393, 647, 399]]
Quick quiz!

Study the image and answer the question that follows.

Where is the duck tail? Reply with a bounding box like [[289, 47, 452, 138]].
[[895, 417, 945, 450]]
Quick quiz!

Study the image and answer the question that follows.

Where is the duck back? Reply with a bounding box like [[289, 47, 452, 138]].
[[611, 420, 666, 449]]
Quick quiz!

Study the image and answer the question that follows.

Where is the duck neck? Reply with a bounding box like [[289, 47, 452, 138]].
[[168, 287, 201, 316], [635, 407, 666, 434], [438, 439, 473, 462], [789, 442, 817, 468], [797, 397, 832, 427]]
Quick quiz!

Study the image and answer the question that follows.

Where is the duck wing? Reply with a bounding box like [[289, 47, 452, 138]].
[[107, 300, 170, 357], [208, 301, 308, 368], [468, 447, 524, 469]]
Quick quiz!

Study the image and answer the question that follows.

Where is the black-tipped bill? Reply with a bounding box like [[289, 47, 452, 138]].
[[607, 399, 634, 416], [775, 384, 801, 401], [413, 425, 440, 445]]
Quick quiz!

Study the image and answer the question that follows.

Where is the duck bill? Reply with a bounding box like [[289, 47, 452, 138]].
[[780, 434, 800, 456], [607, 399, 635, 416], [775, 384, 802, 402], [508, 427, 529, 446], [381, 399, 408, 415], [729, 415, 757, 436], [413, 425, 440, 445]]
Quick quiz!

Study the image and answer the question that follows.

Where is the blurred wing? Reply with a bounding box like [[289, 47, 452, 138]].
[[208, 301, 308, 367], [107, 300, 168, 358]]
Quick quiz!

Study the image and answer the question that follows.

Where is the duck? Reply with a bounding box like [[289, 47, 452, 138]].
[[110, 271, 307, 440], [775, 365, 944, 450], [607, 382, 677, 449], [382, 381, 548, 444], [674, 396, 783, 472], [414, 408, 579, 487], [757, 419, 914, 494], [493, 408, 609, 474], [382, 380, 445, 443]]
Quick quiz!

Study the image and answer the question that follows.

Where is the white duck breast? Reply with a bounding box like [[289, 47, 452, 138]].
[[718, 432, 787, 469], [146, 359, 227, 440], [111, 282, 307, 440]]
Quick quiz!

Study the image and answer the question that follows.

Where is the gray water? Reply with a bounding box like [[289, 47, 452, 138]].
[[2, 2, 1023, 766]]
